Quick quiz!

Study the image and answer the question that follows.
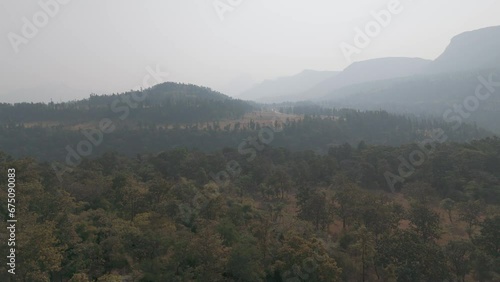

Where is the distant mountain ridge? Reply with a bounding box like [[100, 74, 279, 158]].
[[426, 26, 500, 74], [238, 70, 339, 102], [313, 26, 500, 133], [300, 57, 431, 100], [243, 26, 500, 103]]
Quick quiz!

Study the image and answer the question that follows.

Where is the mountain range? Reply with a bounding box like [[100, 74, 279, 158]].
[[237, 70, 339, 102], [239, 25, 500, 104], [237, 26, 500, 132]]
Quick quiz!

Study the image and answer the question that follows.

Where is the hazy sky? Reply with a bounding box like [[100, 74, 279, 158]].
[[1, 0, 500, 102]]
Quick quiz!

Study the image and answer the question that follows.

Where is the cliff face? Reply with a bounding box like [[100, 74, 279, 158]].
[[427, 26, 500, 74]]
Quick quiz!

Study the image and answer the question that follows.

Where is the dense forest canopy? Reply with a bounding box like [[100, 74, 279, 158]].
[[0, 106, 491, 162], [1, 136, 499, 281]]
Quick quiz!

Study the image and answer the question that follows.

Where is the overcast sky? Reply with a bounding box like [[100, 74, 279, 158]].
[[1, 0, 500, 102]]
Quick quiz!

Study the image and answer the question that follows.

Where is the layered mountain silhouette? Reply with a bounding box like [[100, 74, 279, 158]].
[[301, 57, 431, 100], [426, 26, 500, 74], [240, 58, 430, 102], [317, 26, 500, 132], [238, 26, 500, 132], [238, 70, 339, 102], [324, 26, 500, 101], [242, 25, 500, 104]]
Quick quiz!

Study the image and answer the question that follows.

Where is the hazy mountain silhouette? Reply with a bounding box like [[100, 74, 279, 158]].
[[291, 57, 431, 100], [330, 70, 500, 133], [252, 26, 500, 104], [317, 26, 500, 133], [321, 26, 500, 101], [238, 70, 339, 102], [426, 26, 500, 74]]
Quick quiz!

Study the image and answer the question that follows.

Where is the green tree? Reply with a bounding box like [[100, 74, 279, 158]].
[[187, 226, 230, 281], [276, 235, 341, 282], [376, 230, 450, 282], [475, 216, 500, 258], [227, 235, 265, 282], [298, 188, 332, 230], [17, 212, 64, 281], [440, 198, 455, 223], [458, 200, 484, 238], [407, 203, 441, 241], [352, 226, 376, 282], [331, 179, 362, 230], [444, 240, 475, 282]]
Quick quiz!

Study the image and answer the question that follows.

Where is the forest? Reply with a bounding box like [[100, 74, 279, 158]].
[[0, 85, 499, 282], [3, 2, 500, 281], [0, 83, 253, 125], [0, 134, 499, 281], [0, 106, 491, 162]]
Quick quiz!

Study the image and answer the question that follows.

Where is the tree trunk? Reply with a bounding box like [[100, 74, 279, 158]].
[[362, 244, 366, 282]]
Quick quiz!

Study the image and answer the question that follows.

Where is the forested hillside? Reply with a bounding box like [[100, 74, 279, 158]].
[[320, 69, 500, 133], [1, 88, 496, 281], [0, 83, 253, 125], [1, 137, 499, 281], [0, 107, 491, 161]]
